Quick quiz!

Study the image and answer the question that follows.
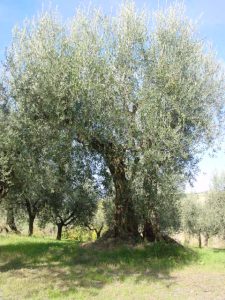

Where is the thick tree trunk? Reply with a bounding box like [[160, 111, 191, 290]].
[[143, 221, 156, 242], [86, 137, 139, 239], [28, 214, 35, 236], [106, 155, 139, 238], [6, 206, 19, 233], [56, 223, 63, 240]]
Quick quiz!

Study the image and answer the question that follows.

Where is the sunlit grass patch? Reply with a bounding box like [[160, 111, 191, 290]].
[[0, 235, 224, 299]]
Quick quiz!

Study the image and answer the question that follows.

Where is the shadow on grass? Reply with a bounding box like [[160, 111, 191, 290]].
[[0, 237, 201, 295], [212, 248, 225, 253]]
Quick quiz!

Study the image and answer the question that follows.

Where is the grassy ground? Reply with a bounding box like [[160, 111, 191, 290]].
[[0, 235, 224, 299]]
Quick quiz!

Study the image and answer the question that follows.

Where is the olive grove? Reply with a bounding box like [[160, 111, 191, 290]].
[[207, 172, 225, 239], [181, 173, 225, 247]]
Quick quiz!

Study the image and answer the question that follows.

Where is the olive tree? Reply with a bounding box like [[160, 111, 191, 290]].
[[181, 193, 220, 247], [85, 199, 106, 239], [207, 172, 225, 238], [40, 184, 97, 240], [181, 195, 204, 247], [0, 83, 10, 201], [0, 110, 51, 235], [0, 83, 20, 231], [37, 138, 98, 240], [1, 77, 99, 237], [3, 2, 225, 239]]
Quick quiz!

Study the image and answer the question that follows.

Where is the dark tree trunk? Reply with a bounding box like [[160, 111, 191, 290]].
[[6, 206, 19, 233], [95, 226, 103, 239], [143, 221, 156, 242], [106, 155, 139, 238], [25, 200, 36, 236], [56, 223, 63, 240], [84, 137, 139, 239], [198, 231, 202, 248], [0, 180, 7, 200], [28, 215, 35, 236], [96, 230, 101, 239]]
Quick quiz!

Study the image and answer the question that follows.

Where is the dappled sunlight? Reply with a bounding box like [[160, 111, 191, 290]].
[[0, 236, 224, 299], [0, 236, 198, 292]]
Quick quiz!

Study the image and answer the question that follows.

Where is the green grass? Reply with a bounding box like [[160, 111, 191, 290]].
[[0, 235, 224, 299]]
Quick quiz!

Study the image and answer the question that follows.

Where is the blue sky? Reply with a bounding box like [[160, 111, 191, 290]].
[[1, 0, 225, 193]]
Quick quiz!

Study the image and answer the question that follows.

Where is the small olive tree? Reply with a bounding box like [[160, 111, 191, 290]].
[[85, 199, 106, 239], [181, 195, 204, 247], [207, 172, 225, 238], [181, 193, 219, 247], [41, 184, 97, 240], [38, 141, 98, 240]]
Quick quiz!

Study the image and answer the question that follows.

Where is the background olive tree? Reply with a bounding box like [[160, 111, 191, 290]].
[[207, 172, 225, 239], [181, 195, 206, 247]]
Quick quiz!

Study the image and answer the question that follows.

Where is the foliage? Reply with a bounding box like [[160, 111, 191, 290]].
[[207, 172, 225, 237], [39, 178, 98, 239], [102, 197, 115, 228], [0, 1, 224, 237], [63, 226, 96, 241], [181, 192, 221, 246], [181, 195, 203, 235], [86, 199, 107, 238], [133, 172, 184, 235]]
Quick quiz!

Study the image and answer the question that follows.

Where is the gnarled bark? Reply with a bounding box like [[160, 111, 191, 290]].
[[86, 137, 139, 238], [105, 154, 139, 238]]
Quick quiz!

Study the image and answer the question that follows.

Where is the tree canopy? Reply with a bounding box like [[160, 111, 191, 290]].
[[0, 2, 224, 239]]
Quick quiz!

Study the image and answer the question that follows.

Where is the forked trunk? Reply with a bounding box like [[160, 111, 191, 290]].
[[96, 230, 101, 239], [95, 224, 103, 239]]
